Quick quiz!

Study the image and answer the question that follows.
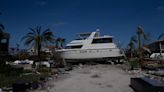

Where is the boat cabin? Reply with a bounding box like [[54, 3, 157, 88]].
[[65, 30, 114, 49], [92, 37, 113, 44]]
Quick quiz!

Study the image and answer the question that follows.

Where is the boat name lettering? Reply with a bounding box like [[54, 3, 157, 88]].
[[80, 50, 87, 53]]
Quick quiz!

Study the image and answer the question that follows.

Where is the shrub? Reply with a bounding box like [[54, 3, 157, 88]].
[[128, 58, 140, 70], [38, 67, 51, 74], [0, 64, 23, 76]]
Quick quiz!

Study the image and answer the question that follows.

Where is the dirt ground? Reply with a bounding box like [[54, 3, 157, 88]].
[[42, 64, 135, 92]]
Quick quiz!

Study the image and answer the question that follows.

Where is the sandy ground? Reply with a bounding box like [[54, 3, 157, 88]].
[[38, 64, 135, 92]]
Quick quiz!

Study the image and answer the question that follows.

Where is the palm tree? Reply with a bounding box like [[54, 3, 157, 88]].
[[55, 38, 60, 48], [55, 38, 66, 48], [60, 38, 66, 48], [136, 26, 149, 60], [22, 26, 55, 58], [128, 36, 137, 57]]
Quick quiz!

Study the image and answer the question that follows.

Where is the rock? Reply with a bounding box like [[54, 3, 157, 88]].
[[91, 74, 100, 78]]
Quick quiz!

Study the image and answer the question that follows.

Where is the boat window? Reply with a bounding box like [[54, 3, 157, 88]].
[[65, 45, 83, 49], [92, 38, 112, 44], [75, 38, 83, 40]]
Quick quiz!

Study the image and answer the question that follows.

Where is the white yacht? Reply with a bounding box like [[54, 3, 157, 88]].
[[56, 29, 124, 61]]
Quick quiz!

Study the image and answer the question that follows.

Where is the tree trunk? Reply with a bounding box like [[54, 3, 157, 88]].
[[138, 33, 142, 63], [159, 42, 162, 56], [37, 42, 41, 60]]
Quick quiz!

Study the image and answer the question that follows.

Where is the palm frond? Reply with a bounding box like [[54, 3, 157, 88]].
[[21, 35, 34, 41], [131, 36, 137, 43], [143, 32, 150, 41], [36, 26, 41, 35], [29, 27, 36, 34], [42, 29, 55, 43], [27, 32, 36, 36], [22, 26, 55, 57], [24, 37, 34, 46], [136, 26, 144, 35], [42, 28, 51, 35], [61, 38, 65, 41], [158, 33, 164, 40], [44, 32, 54, 37]]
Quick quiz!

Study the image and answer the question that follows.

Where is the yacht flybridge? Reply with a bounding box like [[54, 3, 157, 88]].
[[56, 29, 124, 61]]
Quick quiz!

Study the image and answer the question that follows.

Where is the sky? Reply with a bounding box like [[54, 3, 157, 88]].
[[0, 0, 164, 49]]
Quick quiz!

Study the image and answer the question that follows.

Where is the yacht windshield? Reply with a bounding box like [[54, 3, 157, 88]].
[[75, 33, 91, 40], [92, 38, 113, 44]]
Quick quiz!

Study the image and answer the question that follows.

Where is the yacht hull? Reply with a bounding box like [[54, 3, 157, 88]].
[[57, 48, 123, 60], [56, 30, 124, 62]]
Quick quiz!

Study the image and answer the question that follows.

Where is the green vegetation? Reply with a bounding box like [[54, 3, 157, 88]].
[[0, 14, 57, 88], [38, 66, 51, 74], [136, 26, 149, 61], [125, 26, 164, 70], [0, 61, 52, 87], [21, 26, 55, 58], [128, 58, 140, 70], [55, 38, 66, 48], [125, 26, 150, 69], [0, 64, 23, 76], [0, 73, 49, 87], [127, 36, 137, 58], [0, 63, 22, 87]]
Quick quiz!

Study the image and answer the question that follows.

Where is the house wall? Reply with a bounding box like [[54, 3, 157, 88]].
[[0, 32, 10, 55], [148, 41, 164, 53]]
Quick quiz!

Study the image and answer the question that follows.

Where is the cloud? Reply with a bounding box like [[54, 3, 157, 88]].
[[52, 22, 66, 27], [156, 6, 164, 11], [36, 0, 48, 6]]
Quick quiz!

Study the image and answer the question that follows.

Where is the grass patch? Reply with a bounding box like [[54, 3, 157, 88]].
[[0, 75, 19, 87], [38, 67, 51, 74], [0, 64, 50, 88], [124, 57, 140, 70], [0, 73, 49, 88]]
